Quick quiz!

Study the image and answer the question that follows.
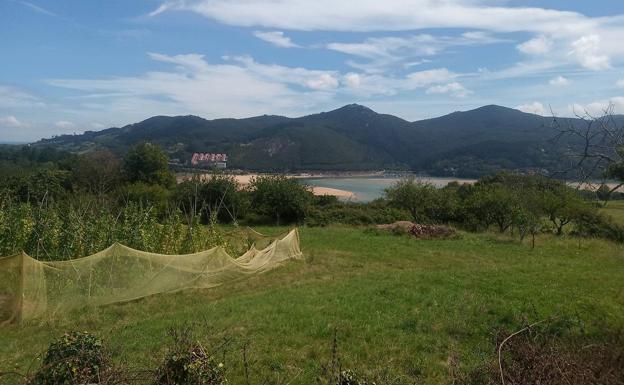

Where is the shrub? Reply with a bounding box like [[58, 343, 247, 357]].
[[339, 369, 376, 385], [384, 177, 439, 223], [176, 173, 248, 224], [573, 209, 624, 242], [155, 330, 227, 385], [123, 142, 176, 188], [31, 331, 108, 385], [249, 175, 313, 225], [306, 201, 410, 227]]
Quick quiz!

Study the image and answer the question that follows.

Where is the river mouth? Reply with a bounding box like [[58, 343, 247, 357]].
[[300, 176, 477, 202]]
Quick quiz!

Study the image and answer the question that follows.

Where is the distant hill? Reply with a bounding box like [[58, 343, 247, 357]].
[[36, 104, 618, 177]]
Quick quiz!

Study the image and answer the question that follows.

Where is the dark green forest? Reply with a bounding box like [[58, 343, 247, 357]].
[[36, 104, 618, 177]]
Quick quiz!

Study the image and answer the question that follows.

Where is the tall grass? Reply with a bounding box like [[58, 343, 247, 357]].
[[0, 196, 226, 260]]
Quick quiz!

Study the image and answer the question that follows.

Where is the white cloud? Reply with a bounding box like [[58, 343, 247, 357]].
[[253, 30, 299, 48], [150, 0, 624, 76], [304, 73, 338, 90], [47, 52, 466, 120], [426, 82, 472, 98], [517, 36, 552, 55], [327, 32, 505, 72], [54, 120, 75, 129], [617, 79, 624, 88], [149, 1, 596, 35], [406, 68, 456, 87], [549, 75, 570, 87], [47, 53, 349, 120], [0, 85, 44, 108], [0, 115, 25, 128], [148, 52, 210, 73], [14, 1, 58, 17], [569, 35, 611, 70], [343, 73, 361, 88], [569, 97, 624, 116], [516, 102, 547, 115]]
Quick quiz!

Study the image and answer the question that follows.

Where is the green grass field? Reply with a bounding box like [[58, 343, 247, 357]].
[[1, 227, 624, 384], [601, 200, 624, 225]]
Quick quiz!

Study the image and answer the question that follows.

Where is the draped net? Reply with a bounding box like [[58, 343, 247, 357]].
[[0, 229, 301, 325]]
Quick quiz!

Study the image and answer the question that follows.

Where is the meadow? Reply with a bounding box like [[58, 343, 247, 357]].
[[1, 226, 623, 384]]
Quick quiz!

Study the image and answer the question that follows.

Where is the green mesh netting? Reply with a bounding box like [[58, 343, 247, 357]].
[[0, 229, 302, 324]]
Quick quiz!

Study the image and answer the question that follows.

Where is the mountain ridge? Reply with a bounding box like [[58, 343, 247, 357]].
[[36, 104, 618, 177]]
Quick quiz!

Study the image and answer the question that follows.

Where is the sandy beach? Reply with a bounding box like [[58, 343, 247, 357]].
[[178, 173, 357, 199], [231, 174, 356, 199]]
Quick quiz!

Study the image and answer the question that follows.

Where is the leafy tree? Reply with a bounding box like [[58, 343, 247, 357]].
[[384, 177, 439, 223], [538, 188, 586, 235], [72, 149, 122, 196], [464, 184, 519, 232], [249, 175, 313, 225], [122, 143, 175, 187]]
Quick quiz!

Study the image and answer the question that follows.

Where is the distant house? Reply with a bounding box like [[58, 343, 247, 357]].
[[191, 153, 228, 169]]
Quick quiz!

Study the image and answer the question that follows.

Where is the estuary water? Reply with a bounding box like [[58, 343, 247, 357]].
[[300, 176, 477, 202]]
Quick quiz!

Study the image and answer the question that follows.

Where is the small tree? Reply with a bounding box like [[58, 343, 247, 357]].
[[465, 184, 519, 233], [538, 188, 586, 235], [384, 177, 438, 223], [123, 143, 175, 188], [72, 149, 121, 196], [249, 175, 313, 225]]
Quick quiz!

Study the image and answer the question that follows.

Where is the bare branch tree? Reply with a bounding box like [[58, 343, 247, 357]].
[[550, 102, 624, 201]]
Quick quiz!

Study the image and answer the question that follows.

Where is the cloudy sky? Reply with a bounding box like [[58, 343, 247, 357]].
[[2, 0, 624, 141]]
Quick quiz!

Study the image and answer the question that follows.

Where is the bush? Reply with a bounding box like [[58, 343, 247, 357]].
[[249, 175, 313, 225], [123, 142, 176, 188], [306, 201, 410, 227], [31, 331, 108, 385], [573, 209, 624, 242], [156, 329, 227, 385], [121, 182, 172, 213], [176, 173, 248, 224], [339, 369, 376, 385]]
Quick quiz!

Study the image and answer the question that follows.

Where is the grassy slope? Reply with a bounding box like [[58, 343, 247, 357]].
[[600, 200, 624, 224], [1, 227, 623, 384]]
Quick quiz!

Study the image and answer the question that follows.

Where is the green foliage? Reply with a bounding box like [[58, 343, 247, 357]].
[[156, 329, 227, 385], [123, 142, 175, 187], [250, 175, 313, 225], [176, 173, 248, 224], [31, 331, 107, 385], [306, 200, 410, 227], [71, 149, 122, 196], [33, 104, 605, 177], [121, 182, 172, 213], [0, 198, 226, 260], [464, 184, 520, 232], [384, 177, 439, 223], [573, 209, 624, 242], [2, 227, 624, 384]]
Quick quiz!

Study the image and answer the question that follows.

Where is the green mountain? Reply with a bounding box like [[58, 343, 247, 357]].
[[36, 104, 610, 177]]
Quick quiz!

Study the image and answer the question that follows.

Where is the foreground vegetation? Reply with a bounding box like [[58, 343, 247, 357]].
[[1, 226, 623, 384], [1, 143, 624, 383]]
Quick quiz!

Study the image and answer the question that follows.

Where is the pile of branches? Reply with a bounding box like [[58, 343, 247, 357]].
[[408, 224, 456, 239], [376, 221, 456, 238]]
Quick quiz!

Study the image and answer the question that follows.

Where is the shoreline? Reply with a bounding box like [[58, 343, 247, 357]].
[[178, 173, 358, 199]]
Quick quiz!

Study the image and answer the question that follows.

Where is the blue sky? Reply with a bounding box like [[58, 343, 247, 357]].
[[1, 0, 624, 141]]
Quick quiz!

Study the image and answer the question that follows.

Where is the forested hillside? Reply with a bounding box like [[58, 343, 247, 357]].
[[36, 104, 620, 177]]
